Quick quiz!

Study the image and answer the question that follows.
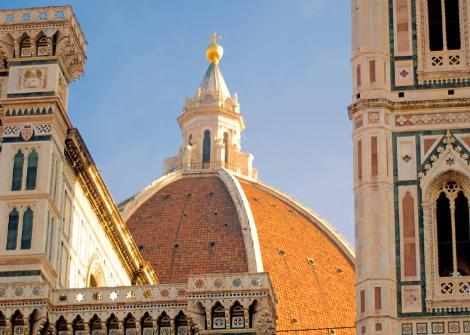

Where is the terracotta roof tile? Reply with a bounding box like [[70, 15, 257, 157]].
[[126, 176, 248, 283], [239, 179, 356, 333]]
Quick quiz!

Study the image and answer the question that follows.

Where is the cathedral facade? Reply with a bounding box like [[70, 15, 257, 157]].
[[350, 0, 470, 334], [0, 5, 356, 335]]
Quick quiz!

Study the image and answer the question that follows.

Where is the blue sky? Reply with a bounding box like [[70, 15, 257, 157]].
[[6, 1, 354, 244]]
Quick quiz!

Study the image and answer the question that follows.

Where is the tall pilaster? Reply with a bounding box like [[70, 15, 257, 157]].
[[351, 1, 397, 334]]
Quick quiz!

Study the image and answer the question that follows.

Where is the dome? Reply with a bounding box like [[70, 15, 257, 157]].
[[121, 169, 355, 333]]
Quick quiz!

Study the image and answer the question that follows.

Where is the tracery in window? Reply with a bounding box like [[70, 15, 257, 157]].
[[230, 302, 245, 329], [427, 0, 461, 51], [157, 313, 170, 335], [19, 36, 32, 57], [36, 35, 49, 56], [175, 312, 188, 335], [436, 180, 470, 276], [212, 303, 226, 329]]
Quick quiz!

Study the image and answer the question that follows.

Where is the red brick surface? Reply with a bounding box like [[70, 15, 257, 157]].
[[126, 176, 249, 283], [239, 179, 356, 334], [127, 174, 355, 334]]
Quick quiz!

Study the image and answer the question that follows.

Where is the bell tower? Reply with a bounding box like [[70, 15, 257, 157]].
[[350, 1, 470, 334], [0, 6, 86, 286], [164, 33, 257, 179]]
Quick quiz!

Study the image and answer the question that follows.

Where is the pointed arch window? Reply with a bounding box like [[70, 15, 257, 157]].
[[230, 302, 245, 329], [212, 303, 226, 329], [21, 208, 33, 250], [12, 151, 24, 191], [26, 150, 38, 190], [19, 36, 32, 57], [157, 314, 170, 335], [6, 209, 19, 250], [36, 36, 49, 56], [202, 130, 211, 165], [427, 0, 461, 51], [436, 181, 470, 276], [175, 312, 188, 335]]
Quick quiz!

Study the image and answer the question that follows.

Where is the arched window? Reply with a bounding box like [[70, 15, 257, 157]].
[[56, 316, 68, 335], [427, 0, 461, 51], [72, 316, 85, 335], [223, 132, 229, 165], [188, 134, 193, 146], [436, 181, 470, 276], [19, 36, 32, 57], [157, 313, 170, 335], [11, 310, 24, 335], [174, 312, 188, 335], [12, 151, 24, 191], [140, 314, 153, 335], [230, 302, 244, 329], [202, 130, 211, 165], [21, 208, 33, 250], [26, 150, 38, 190], [123, 314, 136, 335], [89, 315, 102, 335], [455, 191, 470, 275], [36, 36, 49, 56], [6, 208, 19, 250], [106, 315, 120, 335], [211, 303, 226, 329]]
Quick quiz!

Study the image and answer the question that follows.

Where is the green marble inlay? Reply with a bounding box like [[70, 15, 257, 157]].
[[393, 129, 470, 318], [388, 0, 470, 91]]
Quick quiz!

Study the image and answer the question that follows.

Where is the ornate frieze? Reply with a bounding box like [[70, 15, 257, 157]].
[[0, 273, 275, 335]]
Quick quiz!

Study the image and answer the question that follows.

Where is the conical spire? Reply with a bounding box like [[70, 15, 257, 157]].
[[198, 63, 231, 100], [195, 32, 231, 102]]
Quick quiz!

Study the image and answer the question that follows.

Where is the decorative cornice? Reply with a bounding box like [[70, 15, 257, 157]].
[[348, 97, 470, 118], [64, 128, 158, 286]]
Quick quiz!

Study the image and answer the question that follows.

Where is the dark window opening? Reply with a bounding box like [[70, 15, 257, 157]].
[[26, 150, 38, 190], [89, 316, 102, 331], [455, 191, 470, 275], [12, 150, 24, 191], [6, 209, 19, 250], [437, 192, 453, 276], [445, 0, 461, 50], [19, 36, 32, 57], [158, 313, 170, 335], [21, 208, 33, 250], [212, 303, 226, 329], [202, 130, 211, 164], [428, 0, 444, 51]]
